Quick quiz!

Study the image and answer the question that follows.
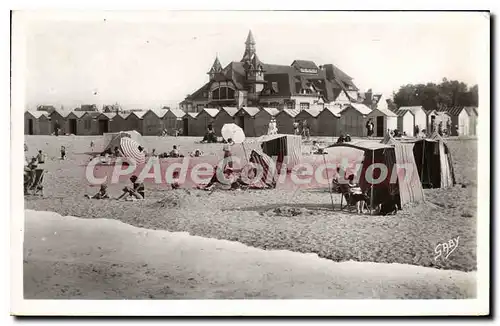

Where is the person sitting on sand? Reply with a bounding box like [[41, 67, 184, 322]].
[[169, 145, 180, 158], [202, 125, 217, 143], [36, 150, 46, 164], [117, 175, 145, 200], [337, 134, 346, 143], [169, 171, 181, 190], [85, 184, 110, 199]]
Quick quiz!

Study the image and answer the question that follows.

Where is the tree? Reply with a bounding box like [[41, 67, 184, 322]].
[[393, 78, 478, 109]]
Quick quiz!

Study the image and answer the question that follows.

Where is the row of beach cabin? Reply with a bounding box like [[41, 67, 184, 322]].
[[25, 104, 478, 137]]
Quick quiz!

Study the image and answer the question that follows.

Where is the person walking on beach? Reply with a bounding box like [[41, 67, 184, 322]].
[[366, 119, 374, 137], [302, 120, 310, 140], [293, 120, 300, 135]]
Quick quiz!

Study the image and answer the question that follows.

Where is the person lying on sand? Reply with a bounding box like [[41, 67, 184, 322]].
[[311, 141, 327, 155], [117, 175, 145, 200], [197, 167, 252, 191], [85, 184, 110, 199], [190, 149, 203, 157]]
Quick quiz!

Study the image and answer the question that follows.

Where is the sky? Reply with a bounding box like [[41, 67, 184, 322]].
[[19, 11, 488, 110]]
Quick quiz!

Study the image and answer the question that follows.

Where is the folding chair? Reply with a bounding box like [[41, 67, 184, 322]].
[[338, 183, 356, 211], [26, 169, 45, 196]]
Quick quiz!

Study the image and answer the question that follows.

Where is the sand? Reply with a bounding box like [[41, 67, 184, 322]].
[[24, 136, 478, 272], [23, 210, 476, 299]]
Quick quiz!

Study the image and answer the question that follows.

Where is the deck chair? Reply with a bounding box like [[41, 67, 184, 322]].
[[26, 169, 45, 196]]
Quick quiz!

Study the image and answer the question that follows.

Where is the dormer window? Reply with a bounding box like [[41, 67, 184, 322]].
[[271, 82, 279, 93], [299, 68, 318, 74]]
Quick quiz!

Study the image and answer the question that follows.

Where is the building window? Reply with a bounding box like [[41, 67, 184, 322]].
[[287, 102, 294, 110], [211, 87, 235, 100], [271, 82, 279, 93], [300, 68, 318, 74], [300, 103, 310, 111], [197, 104, 204, 112]]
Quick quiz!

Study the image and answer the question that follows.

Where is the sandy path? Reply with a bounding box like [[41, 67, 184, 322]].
[[23, 210, 475, 299]]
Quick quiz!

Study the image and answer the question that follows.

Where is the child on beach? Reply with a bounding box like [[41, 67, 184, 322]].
[[60, 146, 66, 160], [85, 184, 110, 199]]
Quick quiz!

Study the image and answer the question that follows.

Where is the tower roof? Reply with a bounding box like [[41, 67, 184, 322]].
[[245, 30, 256, 45], [250, 53, 264, 71], [207, 56, 223, 74]]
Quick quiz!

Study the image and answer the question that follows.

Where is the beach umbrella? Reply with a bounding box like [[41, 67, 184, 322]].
[[120, 137, 146, 164], [221, 123, 246, 144]]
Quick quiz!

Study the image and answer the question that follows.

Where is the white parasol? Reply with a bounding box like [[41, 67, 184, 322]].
[[221, 123, 246, 144]]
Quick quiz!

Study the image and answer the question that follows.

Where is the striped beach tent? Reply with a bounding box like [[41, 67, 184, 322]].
[[103, 130, 145, 164], [246, 134, 302, 171], [395, 131, 456, 189], [327, 140, 424, 209]]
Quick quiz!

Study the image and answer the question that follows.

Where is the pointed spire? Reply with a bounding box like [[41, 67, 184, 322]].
[[251, 53, 264, 72], [208, 55, 223, 74], [245, 30, 256, 45]]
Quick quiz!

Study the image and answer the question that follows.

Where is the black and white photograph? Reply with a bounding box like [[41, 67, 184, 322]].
[[10, 10, 490, 316]]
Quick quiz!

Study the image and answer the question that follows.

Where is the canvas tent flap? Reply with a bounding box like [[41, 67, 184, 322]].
[[246, 134, 302, 169]]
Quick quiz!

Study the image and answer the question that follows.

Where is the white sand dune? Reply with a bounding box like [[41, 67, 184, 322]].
[[23, 210, 475, 299]]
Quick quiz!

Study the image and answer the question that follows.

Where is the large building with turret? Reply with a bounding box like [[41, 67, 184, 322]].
[[180, 31, 359, 113]]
